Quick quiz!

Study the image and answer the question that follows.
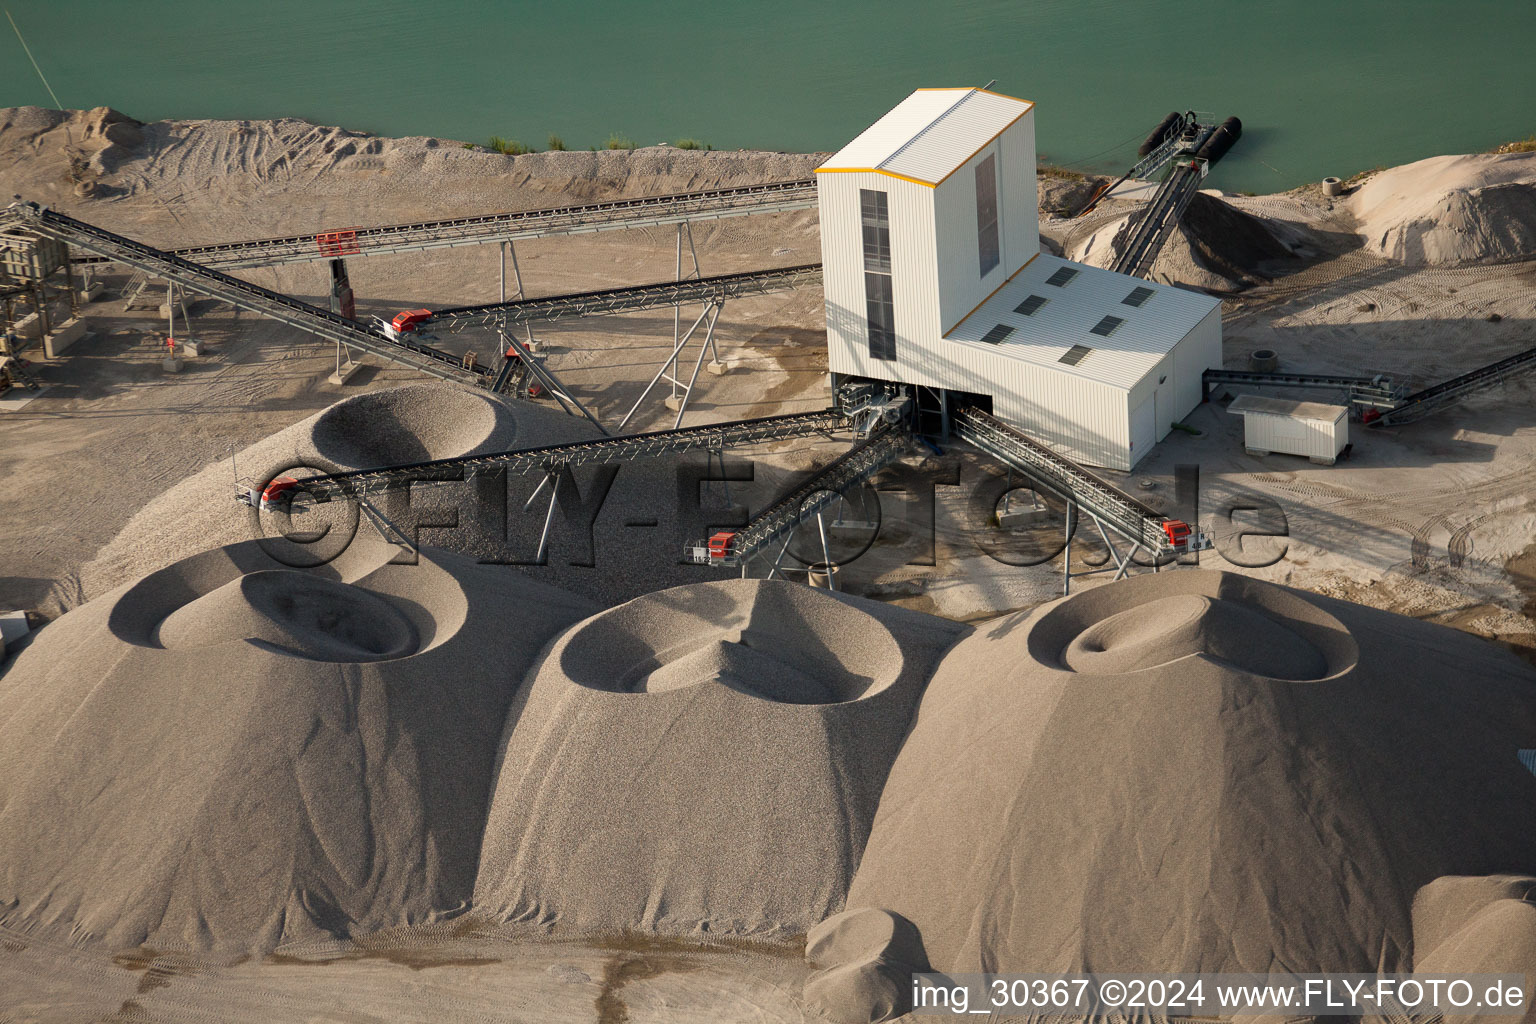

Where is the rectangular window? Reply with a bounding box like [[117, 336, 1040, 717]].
[[1060, 344, 1093, 366], [975, 154, 1000, 277], [979, 324, 1014, 345], [1045, 266, 1079, 287], [860, 189, 896, 361], [1014, 294, 1047, 316], [1123, 286, 1155, 307], [1090, 315, 1125, 337]]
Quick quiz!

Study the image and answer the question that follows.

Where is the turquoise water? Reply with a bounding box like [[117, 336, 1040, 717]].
[[3, 1, 1533, 192]]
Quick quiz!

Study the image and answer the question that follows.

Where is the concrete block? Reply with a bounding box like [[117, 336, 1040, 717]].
[[44, 317, 87, 358], [78, 281, 104, 302], [178, 338, 202, 357], [707, 360, 728, 376], [328, 360, 365, 386], [0, 610, 29, 650], [13, 311, 42, 341], [664, 395, 684, 412], [162, 356, 184, 373]]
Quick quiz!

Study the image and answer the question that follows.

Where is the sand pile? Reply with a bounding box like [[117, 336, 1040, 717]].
[[77, 383, 543, 602], [834, 570, 1536, 978], [1351, 152, 1536, 264], [1070, 191, 1298, 291], [0, 536, 596, 952], [473, 580, 967, 936]]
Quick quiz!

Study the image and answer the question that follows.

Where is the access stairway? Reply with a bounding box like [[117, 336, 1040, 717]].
[[4, 202, 492, 389], [71, 179, 819, 270], [951, 406, 1202, 577]]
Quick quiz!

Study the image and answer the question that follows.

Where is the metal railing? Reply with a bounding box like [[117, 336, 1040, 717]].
[[281, 407, 847, 502], [71, 178, 819, 269], [5, 202, 490, 387], [720, 427, 910, 566], [952, 406, 1174, 553], [429, 263, 823, 328]]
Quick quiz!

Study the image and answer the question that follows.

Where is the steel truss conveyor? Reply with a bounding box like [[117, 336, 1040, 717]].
[[4, 202, 491, 388], [705, 427, 911, 571], [1203, 369, 1405, 411], [277, 407, 846, 504], [952, 406, 1203, 590], [71, 179, 819, 270], [1111, 159, 1207, 279], [426, 262, 823, 329], [1372, 343, 1536, 426]]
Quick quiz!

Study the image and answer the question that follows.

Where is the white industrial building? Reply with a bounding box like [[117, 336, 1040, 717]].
[[816, 88, 1223, 470]]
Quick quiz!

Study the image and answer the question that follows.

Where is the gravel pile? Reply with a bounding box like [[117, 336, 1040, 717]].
[[0, 536, 595, 952], [839, 570, 1536, 977], [473, 579, 968, 937]]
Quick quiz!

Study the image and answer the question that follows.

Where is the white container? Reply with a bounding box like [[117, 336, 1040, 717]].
[[1228, 394, 1349, 465]]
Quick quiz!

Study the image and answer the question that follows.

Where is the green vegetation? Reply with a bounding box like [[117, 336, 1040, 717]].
[[1038, 164, 1084, 181], [674, 138, 708, 151], [487, 136, 534, 155], [1488, 135, 1536, 154], [604, 134, 637, 151], [547, 134, 566, 151]]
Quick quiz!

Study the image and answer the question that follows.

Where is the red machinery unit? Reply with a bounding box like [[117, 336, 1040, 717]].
[[1160, 519, 1194, 548], [391, 309, 433, 334], [707, 531, 737, 561]]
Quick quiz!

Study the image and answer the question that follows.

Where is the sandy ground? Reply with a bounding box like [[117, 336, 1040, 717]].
[[2, 108, 1535, 1018]]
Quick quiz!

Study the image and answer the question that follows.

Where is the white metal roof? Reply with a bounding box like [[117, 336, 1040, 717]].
[[1227, 395, 1349, 422], [817, 88, 1034, 186], [943, 254, 1221, 389]]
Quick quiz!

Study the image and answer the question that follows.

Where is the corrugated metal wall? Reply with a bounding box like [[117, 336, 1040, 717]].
[[1243, 410, 1348, 461], [817, 170, 940, 384], [999, 111, 1039, 283]]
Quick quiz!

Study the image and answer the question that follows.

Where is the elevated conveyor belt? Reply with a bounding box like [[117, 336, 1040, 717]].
[[1111, 160, 1205, 279], [1203, 369, 1404, 409], [427, 262, 823, 328], [1373, 343, 1536, 426], [279, 408, 846, 503], [4, 202, 491, 387], [716, 428, 910, 566], [951, 406, 1178, 554], [72, 179, 818, 270]]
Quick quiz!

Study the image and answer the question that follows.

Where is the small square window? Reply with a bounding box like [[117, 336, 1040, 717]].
[[1045, 267, 1079, 287], [1014, 294, 1047, 316], [979, 324, 1015, 345], [1059, 344, 1093, 366], [1123, 286, 1155, 307], [1089, 315, 1125, 337]]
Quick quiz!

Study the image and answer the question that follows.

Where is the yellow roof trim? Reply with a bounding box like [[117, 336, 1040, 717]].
[[944, 251, 1042, 337], [813, 166, 938, 188], [933, 104, 1035, 186]]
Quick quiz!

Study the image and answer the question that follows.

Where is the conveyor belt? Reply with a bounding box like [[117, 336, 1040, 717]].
[[718, 428, 909, 566], [281, 407, 846, 503], [428, 263, 823, 328], [72, 179, 818, 270], [1111, 161, 1205, 279], [1374, 343, 1536, 426], [951, 406, 1175, 553], [1203, 369, 1404, 408], [5, 202, 491, 387]]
